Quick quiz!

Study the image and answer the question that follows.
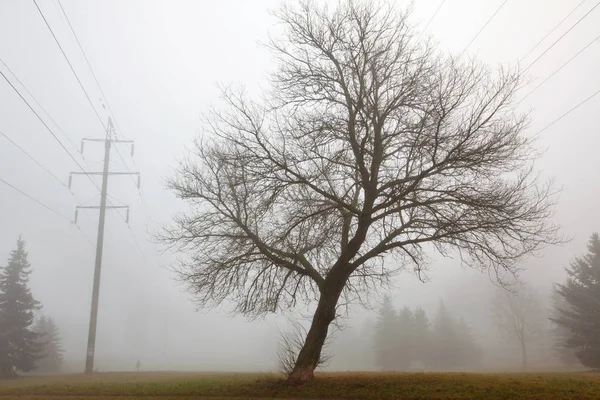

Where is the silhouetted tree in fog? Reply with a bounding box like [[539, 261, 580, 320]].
[[163, 0, 560, 382], [491, 284, 543, 368], [549, 286, 579, 367], [552, 233, 600, 369], [455, 318, 483, 369], [395, 306, 415, 370], [374, 296, 397, 370], [413, 307, 432, 369], [33, 316, 64, 373], [0, 237, 41, 377], [431, 302, 462, 370]]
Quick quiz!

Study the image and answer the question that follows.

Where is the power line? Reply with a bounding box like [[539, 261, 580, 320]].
[[32, 0, 107, 131], [0, 68, 100, 191], [520, 0, 588, 61], [33, 0, 133, 181], [0, 178, 71, 222], [126, 223, 150, 267], [54, 0, 123, 135], [105, 193, 151, 267], [106, 193, 129, 221], [0, 58, 97, 238], [112, 145, 137, 180], [0, 130, 68, 188], [36, 0, 154, 271], [0, 67, 120, 221], [0, 57, 80, 154], [523, 0, 600, 72], [459, 0, 510, 57], [536, 89, 600, 135], [3, 3, 142, 255], [0, 58, 100, 229], [4, 13, 124, 201], [77, 226, 96, 246], [0, 127, 96, 227], [52, 1, 154, 230], [421, 0, 448, 34], [54, 0, 134, 173], [0, 170, 94, 246], [31, 2, 142, 220], [40, 0, 135, 183], [137, 185, 157, 227], [520, 35, 600, 102]]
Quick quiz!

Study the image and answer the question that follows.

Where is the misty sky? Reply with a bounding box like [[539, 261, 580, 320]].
[[0, 0, 599, 371]]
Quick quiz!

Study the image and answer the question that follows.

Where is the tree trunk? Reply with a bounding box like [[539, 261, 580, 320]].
[[287, 286, 340, 383], [520, 339, 528, 369]]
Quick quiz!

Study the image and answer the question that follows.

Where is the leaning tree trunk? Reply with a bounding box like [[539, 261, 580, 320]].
[[287, 282, 342, 383]]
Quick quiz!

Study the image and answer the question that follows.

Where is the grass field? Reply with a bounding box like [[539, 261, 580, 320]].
[[0, 371, 599, 399]]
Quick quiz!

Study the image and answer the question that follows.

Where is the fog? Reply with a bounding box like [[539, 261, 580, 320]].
[[0, 0, 598, 373]]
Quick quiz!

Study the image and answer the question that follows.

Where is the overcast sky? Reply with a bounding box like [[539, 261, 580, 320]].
[[0, 0, 599, 372]]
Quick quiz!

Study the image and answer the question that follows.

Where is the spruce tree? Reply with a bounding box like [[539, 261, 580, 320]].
[[552, 233, 600, 368], [0, 237, 41, 377], [413, 307, 432, 369], [431, 302, 461, 370], [455, 318, 483, 369], [374, 296, 397, 371], [395, 306, 415, 370], [549, 286, 579, 366], [33, 316, 64, 373]]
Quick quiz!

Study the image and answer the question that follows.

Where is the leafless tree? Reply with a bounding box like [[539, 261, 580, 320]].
[[491, 284, 545, 368], [163, 0, 560, 382]]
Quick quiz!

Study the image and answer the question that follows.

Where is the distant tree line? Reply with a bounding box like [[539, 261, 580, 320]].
[[0, 237, 64, 378], [339, 234, 600, 372], [373, 297, 482, 371], [371, 235, 600, 372]]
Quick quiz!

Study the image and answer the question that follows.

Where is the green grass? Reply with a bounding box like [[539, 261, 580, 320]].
[[0, 371, 600, 399]]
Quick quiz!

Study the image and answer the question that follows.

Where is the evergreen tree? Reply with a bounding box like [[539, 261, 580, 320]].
[[549, 286, 579, 366], [455, 318, 483, 369], [412, 307, 432, 369], [552, 233, 600, 369], [33, 316, 64, 373], [359, 317, 377, 371], [431, 302, 461, 370], [374, 296, 397, 371], [0, 237, 41, 377], [394, 306, 415, 370]]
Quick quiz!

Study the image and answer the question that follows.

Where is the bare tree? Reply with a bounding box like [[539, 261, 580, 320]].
[[491, 284, 544, 368], [163, 0, 559, 382]]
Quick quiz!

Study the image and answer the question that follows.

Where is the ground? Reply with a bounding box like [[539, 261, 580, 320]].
[[0, 371, 599, 399]]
